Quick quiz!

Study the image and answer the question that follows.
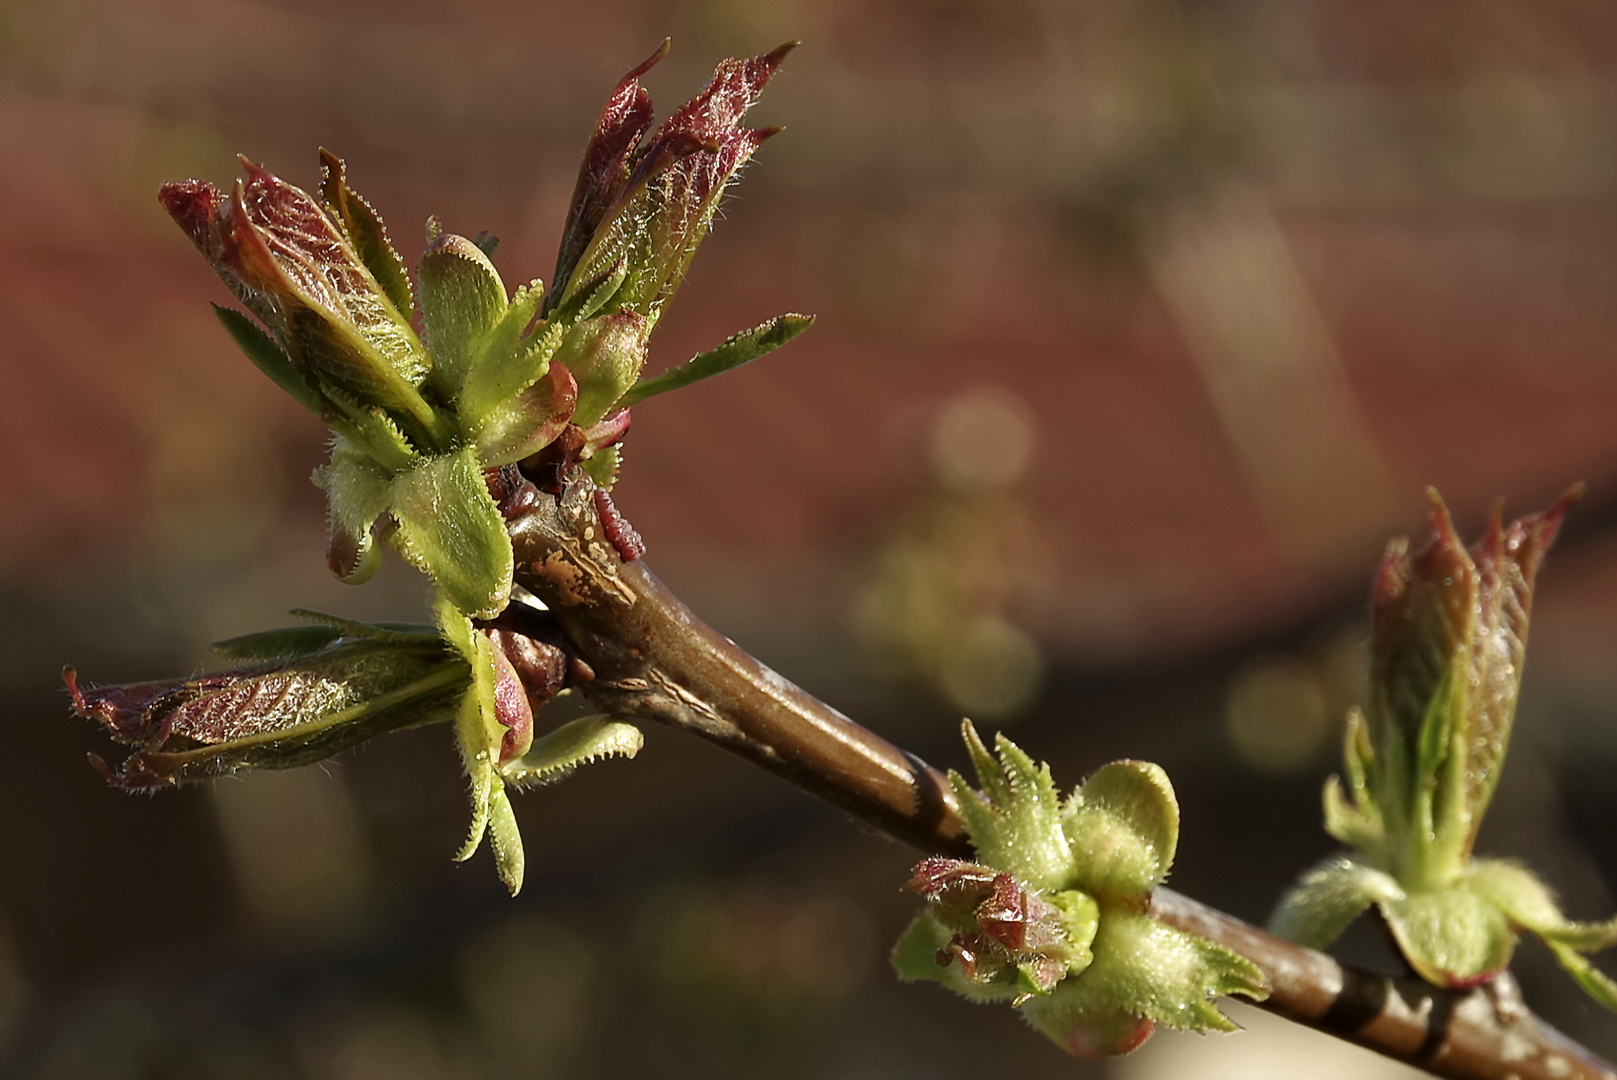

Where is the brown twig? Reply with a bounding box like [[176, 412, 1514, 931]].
[[504, 471, 1616, 1080]]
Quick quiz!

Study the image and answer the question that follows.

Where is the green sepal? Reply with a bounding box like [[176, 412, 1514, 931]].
[[583, 443, 623, 490], [1465, 859, 1617, 949], [1547, 942, 1617, 1011], [1324, 709, 1384, 856], [1020, 906, 1269, 1051], [320, 148, 415, 322], [891, 912, 1021, 1004], [320, 388, 420, 473], [949, 721, 1071, 891], [457, 283, 551, 424], [473, 370, 573, 468], [488, 783, 525, 896], [390, 448, 514, 620], [451, 685, 497, 863], [419, 233, 509, 399], [1269, 856, 1404, 950], [438, 595, 505, 863], [1381, 887, 1516, 987], [1062, 760, 1178, 901], [620, 313, 814, 406], [213, 305, 324, 416], [554, 255, 628, 325], [313, 436, 395, 584], [501, 714, 644, 787], [211, 624, 342, 662]]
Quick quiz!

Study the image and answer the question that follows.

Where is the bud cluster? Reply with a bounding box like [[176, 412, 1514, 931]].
[[893, 723, 1268, 1057], [1272, 489, 1617, 1011], [76, 42, 814, 893]]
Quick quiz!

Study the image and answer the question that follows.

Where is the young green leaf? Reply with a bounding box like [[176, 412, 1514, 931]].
[[501, 714, 644, 787], [391, 449, 514, 620], [212, 304, 324, 416], [419, 232, 509, 399], [620, 313, 814, 406], [1270, 856, 1404, 951], [319, 148, 415, 322]]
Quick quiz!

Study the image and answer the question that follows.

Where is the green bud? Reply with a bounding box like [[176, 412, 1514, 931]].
[[897, 722, 1267, 1057], [1274, 487, 1617, 1007], [554, 312, 649, 428]]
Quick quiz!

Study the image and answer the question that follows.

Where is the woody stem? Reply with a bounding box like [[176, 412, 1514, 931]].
[[502, 471, 1613, 1080]]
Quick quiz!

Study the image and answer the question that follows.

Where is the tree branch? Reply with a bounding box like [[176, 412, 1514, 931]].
[[504, 472, 1616, 1080]]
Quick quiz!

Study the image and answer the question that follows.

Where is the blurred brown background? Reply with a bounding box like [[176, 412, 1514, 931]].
[[4, 0, 1617, 1076]]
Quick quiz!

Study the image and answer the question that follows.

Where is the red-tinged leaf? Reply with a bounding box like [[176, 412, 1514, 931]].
[[162, 160, 437, 432], [1367, 486, 1579, 869], [67, 633, 466, 789], [583, 407, 631, 453], [656, 42, 796, 148], [558, 44, 795, 324], [319, 148, 415, 321], [474, 361, 579, 467], [550, 40, 670, 306], [487, 633, 534, 763]]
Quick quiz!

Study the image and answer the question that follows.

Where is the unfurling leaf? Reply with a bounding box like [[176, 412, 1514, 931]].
[[67, 615, 466, 789], [319, 148, 414, 321], [1274, 487, 1617, 1011], [160, 161, 444, 443], [501, 714, 644, 786], [620, 313, 814, 405]]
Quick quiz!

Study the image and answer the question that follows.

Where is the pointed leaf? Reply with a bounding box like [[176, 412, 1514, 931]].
[[501, 714, 644, 786], [1546, 942, 1617, 1012], [1466, 859, 1617, 951], [620, 313, 814, 406], [457, 281, 549, 423], [210, 625, 342, 662], [1270, 856, 1404, 949], [286, 610, 442, 645], [419, 232, 509, 398], [390, 449, 514, 620], [319, 148, 414, 321], [604, 44, 796, 323], [948, 722, 1071, 891], [549, 40, 668, 309], [213, 304, 324, 415], [1063, 760, 1179, 900], [488, 783, 525, 896]]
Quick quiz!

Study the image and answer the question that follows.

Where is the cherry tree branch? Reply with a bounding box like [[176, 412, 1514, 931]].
[[503, 473, 1615, 1080]]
